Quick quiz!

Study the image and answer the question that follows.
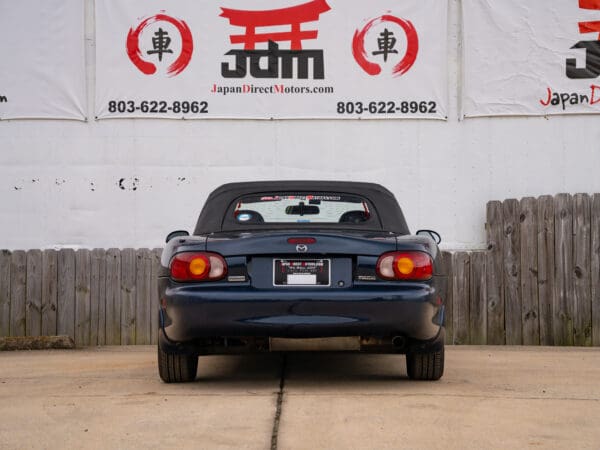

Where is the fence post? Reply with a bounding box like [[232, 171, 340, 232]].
[[573, 194, 592, 346], [75, 250, 91, 347], [121, 248, 136, 345], [0, 250, 11, 337], [537, 196, 555, 345], [486, 201, 505, 344], [91, 248, 107, 346], [57, 249, 76, 340], [41, 250, 58, 336], [135, 249, 152, 345], [10, 251, 27, 337], [25, 250, 43, 337], [469, 252, 487, 344], [591, 194, 600, 347], [452, 252, 471, 345], [441, 251, 454, 344], [150, 248, 162, 345], [105, 248, 121, 345], [503, 199, 522, 345], [554, 194, 574, 346], [520, 197, 539, 345]]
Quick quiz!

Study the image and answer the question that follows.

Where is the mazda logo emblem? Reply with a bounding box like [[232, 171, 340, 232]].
[[296, 244, 308, 253]]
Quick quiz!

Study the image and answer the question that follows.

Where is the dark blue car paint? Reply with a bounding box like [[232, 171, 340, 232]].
[[158, 230, 446, 354], [160, 281, 443, 339]]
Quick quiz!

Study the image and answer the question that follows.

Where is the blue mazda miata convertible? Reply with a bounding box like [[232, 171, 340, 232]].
[[158, 181, 446, 382]]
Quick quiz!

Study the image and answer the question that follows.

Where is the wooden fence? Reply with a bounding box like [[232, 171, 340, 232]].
[[0, 248, 162, 346], [0, 193, 598, 347], [441, 193, 600, 346]]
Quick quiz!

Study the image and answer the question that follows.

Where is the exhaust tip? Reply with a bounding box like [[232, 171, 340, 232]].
[[392, 336, 407, 349]]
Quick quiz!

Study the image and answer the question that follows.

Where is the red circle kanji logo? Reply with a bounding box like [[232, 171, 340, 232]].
[[126, 13, 193, 77], [352, 15, 419, 77]]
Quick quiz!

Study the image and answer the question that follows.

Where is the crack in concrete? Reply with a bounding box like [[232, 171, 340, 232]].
[[283, 392, 600, 401], [0, 393, 276, 399], [270, 355, 287, 450]]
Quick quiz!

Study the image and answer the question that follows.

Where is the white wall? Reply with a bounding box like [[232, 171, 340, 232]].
[[1, 0, 599, 251]]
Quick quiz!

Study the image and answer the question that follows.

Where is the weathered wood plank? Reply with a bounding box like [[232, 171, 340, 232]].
[[90, 249, 106, 346], [452, 252, 470, 345], [0, 250, 11, 337], [441, 251, 454, 345], [135, 249, 152, 345], [75, 250, 91, 347], [57, 249, 75, 339], [486, 201, 505, 344], [25, 250, 43, 337], [41, 250, 58, 336], [537, 196, 555, 346], [469, 251, 487, 345], [503, 199, 522, 345], [121, 248, 136, 345], [10, 251, 27, 336], [520, 197, 539, 345], [592, 194, 600, 347], [573, 194, 592, 346], [105, 249, 121, 345], [150, 248, 162, 345], [554, 193, 574, 346]]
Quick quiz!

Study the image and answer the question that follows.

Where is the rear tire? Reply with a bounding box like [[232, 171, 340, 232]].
[[158, 344, 198, 383], [406, 345, 444, 381]]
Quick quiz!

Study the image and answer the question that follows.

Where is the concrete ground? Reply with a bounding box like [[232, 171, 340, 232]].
[[0, 346, 599, 450]]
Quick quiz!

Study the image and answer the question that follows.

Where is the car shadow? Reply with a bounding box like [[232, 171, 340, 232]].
[[189, 352, 410, 388], [193, 353, 284, 384], [284, 352, 410, 384]]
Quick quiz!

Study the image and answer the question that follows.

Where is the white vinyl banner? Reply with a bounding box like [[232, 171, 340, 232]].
[[0, 0, 86, 120], [462, 0, 600, 117], [95, 0, 447, 119]]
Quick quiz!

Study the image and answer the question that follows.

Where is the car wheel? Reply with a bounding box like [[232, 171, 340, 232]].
[[406, 345, 444, 381], [158, 344, 198, 383]]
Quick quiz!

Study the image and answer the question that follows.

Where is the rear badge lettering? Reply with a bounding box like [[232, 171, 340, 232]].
[[227, 275, 246, 282], [357, 274, 377, 281]]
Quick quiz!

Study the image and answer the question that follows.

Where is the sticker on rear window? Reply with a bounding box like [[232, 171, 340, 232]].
[[233, 192, 374, 225]]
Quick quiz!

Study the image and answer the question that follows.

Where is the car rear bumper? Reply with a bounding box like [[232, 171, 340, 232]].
[[160, 282, 445, 345]]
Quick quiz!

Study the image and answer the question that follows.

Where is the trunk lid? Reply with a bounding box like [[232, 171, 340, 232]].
[[206, 230, 398, 257], [206, 230, 398, 288]]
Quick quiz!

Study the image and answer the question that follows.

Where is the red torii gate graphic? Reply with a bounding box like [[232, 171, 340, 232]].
[[219, 0, 331, 50], [578, 0, 600, 39]]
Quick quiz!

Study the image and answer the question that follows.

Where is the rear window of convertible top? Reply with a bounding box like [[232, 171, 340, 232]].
[[232, 193, 376, 225]]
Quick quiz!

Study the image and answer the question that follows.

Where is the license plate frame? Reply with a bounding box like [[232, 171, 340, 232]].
[[273, 259, 331, 287]]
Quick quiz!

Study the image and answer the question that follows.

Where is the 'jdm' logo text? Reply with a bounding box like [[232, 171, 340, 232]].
[[219, 0, 330, 80], [566, 0, 600, 78]]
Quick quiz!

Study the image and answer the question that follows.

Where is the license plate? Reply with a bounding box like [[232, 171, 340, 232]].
[[273, 259, 330, 286]]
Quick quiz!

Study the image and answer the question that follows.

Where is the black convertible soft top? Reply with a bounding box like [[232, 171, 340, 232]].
[[193, 181, 410, 235]]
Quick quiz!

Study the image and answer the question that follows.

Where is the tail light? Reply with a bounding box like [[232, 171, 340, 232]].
[[376, 251, 433, 281], [170, 252, 227, 282]]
